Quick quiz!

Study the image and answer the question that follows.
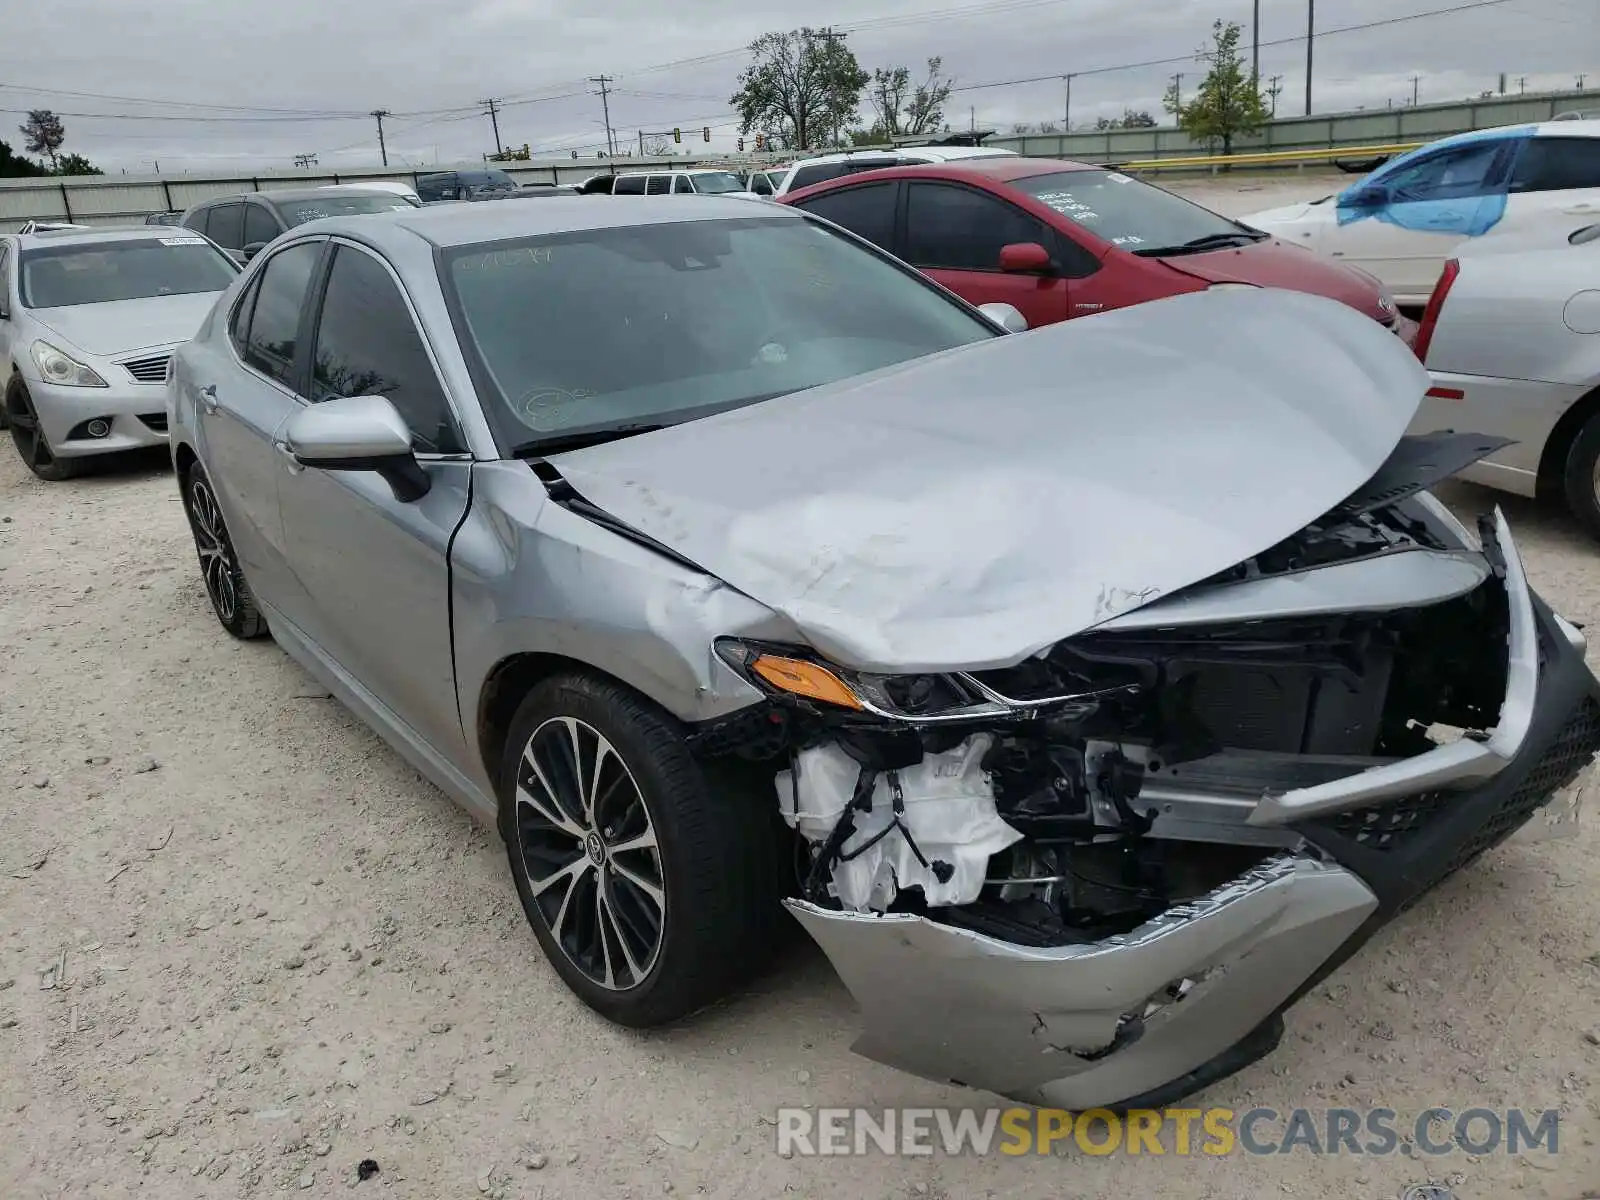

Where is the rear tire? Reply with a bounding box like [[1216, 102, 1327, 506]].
[[500, 671, 785, 1027], [180, 461, 268, 639], [6, 380, 84, 481], [1561, 414, 1600, 543]]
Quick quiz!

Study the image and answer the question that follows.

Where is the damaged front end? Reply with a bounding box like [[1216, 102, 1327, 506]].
[[691, 435, 1600, 1109]]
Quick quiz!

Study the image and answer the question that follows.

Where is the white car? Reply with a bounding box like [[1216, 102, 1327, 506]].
[[1243, 121, 1600, 306], [1409, 221, 1600, 537], [772, 144, 1016, 196], [320, 180, 423, 207]]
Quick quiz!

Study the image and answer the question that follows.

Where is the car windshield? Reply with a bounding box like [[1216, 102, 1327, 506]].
[[441, 214, 996, 453], [1012, 168, 1261, 254], [19, 238, 238, 308], [274, 194, 414, 226], [690, 172, 746, 194]]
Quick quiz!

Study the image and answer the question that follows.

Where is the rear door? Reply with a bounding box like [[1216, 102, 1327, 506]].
[[1505, 135, 1600, 227], [645, 175, 671, 195], [197, 238, 325, 596], [241, 201, 283, 260], [272, 240, 473, 761], [898, 180, 1074, 328], [790, 180, 899, 253], [205, 201, 247, 264]]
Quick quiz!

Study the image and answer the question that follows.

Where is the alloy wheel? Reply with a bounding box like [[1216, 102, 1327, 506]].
[[188, 476, 239, 624], [515, 716, 665, 991], [8, 389, 55, 471]]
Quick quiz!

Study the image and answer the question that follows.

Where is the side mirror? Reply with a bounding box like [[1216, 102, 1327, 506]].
[[282, 395, 432, 503], [999, 242, 1053, 273], [978, 302, 1029, 333], [241, 242, 268, 262], [1343, 183, 1388, 208]]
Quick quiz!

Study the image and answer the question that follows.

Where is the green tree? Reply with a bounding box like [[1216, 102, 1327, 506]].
[[730, 28, 869, 151], [20, 109, 66, 171], [1163, 20, 1269, 158], [1097, 108, 1157, 130], [867, 57, 954, 138], [0, 139, 48, 178], [55, 153, 102, 176]]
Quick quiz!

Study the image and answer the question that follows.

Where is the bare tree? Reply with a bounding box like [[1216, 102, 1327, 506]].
[[868, 58, 955, 138], [642, 136, 676, 156]]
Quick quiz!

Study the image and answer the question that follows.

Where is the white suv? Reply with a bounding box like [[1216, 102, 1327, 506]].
[[609, 169, 760, 198], [772, 145, 1017, 196]]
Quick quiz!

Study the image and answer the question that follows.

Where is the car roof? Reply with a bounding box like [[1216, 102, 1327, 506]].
[[14, 225, 199, 248], [787, 145, 1017, 169], [293, 194, 798, 250], [615, 168, 738, 177], [1531, 118, 1600, 138], [781, 156, 1104, 199]]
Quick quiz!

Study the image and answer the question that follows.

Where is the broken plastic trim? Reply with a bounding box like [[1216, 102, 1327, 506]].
[[1247, 507, 1536, 826], [527, 459, 708, 574], [716, 637, 1139, 724]]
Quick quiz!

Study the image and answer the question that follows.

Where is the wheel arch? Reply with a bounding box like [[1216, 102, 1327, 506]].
[[173, 439, 198, 479], [1535, 380, 1600, 501]]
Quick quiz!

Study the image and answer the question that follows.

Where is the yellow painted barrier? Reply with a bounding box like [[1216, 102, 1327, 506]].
[[1111, 142, 1426, 171]]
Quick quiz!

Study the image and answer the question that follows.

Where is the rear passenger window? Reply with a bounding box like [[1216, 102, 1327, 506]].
[[613, 176, 645, 195], [673, 176, 694, 194], [241, 242, 320, 388], [795, 183, 897, 251], [309, 246, 460, 453], [788, 163, 846, 192], [1509, 137, 1600, 192], [205, 203, 244, 250], [646, 176, 671, 195], [242, 204, 279, 248], [229, 274, 261, 358], [903, 182, 1053, 271]]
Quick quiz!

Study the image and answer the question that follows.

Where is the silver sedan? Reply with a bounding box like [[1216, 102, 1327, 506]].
[[1, 225, 238, 478], [168, 197, 1600, 1110]]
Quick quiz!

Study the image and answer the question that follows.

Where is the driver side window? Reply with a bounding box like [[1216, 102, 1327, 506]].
[[308, 245, 461, 454], [1383, 141, 1505, 201]]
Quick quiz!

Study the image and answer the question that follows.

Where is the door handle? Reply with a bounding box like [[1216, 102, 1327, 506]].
[[198, 384, 218, 413]]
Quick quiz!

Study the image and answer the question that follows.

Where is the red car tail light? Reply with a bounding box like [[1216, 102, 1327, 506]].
[[1412, 259, 1460, 365]]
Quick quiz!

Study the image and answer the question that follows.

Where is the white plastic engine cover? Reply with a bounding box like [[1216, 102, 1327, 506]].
[[774, 734, 1022, 911]]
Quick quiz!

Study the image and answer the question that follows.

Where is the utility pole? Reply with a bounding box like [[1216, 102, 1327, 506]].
[[478, 98, 504, 156], [294, 152, 319, 169], [369, 111, 390, 167], [1062, 73, 1075, 129], [1252, 0, 1261, 85], [1409, 74, 1421, 106], [1304, 0, 1315, 115], [1170, 72, 1184, 116], [1267, 74, 1284, 117], [1517, 75, 1527, 94], [815, 28, 848, 146], [588, 77, 615, 158], [1578, 73, 1588, 90]]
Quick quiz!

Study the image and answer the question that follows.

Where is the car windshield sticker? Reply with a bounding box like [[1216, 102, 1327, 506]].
[[158, 236, 205, 246], [1111, 235, 1145, 246], [1032, 191, 1100, 223], [1105, 172, 1133, 184]]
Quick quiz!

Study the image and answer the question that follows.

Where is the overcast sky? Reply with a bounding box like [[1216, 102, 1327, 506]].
[[1, 0, 1593, 174]]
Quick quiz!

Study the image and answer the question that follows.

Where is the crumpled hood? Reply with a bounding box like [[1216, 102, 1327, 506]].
[[30, 291, 221, 357], [548, 288, 1429, 673]]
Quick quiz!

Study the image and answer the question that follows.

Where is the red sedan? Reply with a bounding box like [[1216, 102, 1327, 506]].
[[779, 157, 1417, 342]]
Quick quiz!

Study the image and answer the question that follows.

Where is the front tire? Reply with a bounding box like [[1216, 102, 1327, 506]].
[[1562, 413, 1600, 543], [500, 672, 784, 1027], [6, 380, 84, 481], [180, 461, 268, 639]]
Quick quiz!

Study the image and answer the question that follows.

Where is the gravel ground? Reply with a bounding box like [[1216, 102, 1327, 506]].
[[2, 437, 1598, 1200]]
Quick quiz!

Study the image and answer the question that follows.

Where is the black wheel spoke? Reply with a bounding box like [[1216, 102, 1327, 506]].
[[515, 716, 663, 991]]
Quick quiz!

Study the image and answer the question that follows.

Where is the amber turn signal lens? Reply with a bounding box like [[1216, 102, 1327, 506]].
[[749, 655, 863, 710]]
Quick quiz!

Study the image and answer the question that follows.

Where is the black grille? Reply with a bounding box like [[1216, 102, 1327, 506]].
[[138, 412, 168, 433], [122, 354, 171, 383], [1331, 790, 1449, 850]]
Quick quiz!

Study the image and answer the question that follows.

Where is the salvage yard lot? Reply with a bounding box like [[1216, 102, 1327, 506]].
[[2, 444, 1598, 1197]]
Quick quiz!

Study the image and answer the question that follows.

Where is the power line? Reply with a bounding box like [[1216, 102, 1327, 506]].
[[949, 0, 1514, 95]]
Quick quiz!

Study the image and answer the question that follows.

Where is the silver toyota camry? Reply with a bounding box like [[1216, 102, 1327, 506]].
[[167, 197, 1600, 1110], [1, 225, 238, 478]]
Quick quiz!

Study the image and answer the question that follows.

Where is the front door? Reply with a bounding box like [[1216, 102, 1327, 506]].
[[273, 240, 473, 762], [1323, 137, 1515, 301], [1504, 134, 1600, 231], [899, 181, 1074, 329], [191, 239, 324, 593]]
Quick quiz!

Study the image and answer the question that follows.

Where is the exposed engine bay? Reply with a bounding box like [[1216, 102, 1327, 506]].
[[698, 435, 1528, 942]]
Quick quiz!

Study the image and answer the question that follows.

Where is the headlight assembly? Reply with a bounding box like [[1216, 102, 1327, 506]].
[[31, 340, 107, 388]]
